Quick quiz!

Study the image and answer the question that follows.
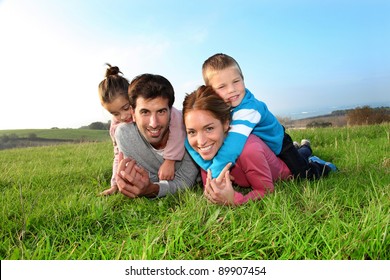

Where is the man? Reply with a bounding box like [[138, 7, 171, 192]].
[[115, 74, 199, 198]]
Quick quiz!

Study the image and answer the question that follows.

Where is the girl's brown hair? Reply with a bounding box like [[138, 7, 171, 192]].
[[98, 63, 129, 104]]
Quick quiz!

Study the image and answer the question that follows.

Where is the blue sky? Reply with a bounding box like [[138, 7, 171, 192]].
[[0, 0, 389, 129]]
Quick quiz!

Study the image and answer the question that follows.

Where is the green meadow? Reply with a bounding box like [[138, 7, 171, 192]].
[[0, 128, 110, 142], [0, 124, 389, 260]]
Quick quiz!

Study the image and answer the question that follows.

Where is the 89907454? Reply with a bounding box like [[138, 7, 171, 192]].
[[218, 266, 266, 276]]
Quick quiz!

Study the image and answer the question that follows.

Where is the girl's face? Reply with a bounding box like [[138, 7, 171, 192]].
[[102, 95, 132, 123], [185, 109, 230, 161], [208, 66, 246, 107]]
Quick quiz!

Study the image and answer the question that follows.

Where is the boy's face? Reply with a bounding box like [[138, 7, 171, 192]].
[[208, 66, 246, 107]]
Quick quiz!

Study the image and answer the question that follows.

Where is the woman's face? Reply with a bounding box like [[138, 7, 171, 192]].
[[185, 109, 229, 161]]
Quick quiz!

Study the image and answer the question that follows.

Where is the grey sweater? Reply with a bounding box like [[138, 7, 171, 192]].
[[115, 122, 199, 197]]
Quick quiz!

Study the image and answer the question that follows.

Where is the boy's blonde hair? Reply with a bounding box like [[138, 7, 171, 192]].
[[202, 53, 244, 85]]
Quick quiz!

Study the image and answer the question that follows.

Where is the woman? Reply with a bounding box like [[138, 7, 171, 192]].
[[182, 85, 292, 206]]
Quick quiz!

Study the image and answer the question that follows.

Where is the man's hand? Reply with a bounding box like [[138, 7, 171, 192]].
[[116, 152, 159, 198]]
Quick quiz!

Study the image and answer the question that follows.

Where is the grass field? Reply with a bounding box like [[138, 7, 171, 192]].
[[0, 128, 110, 142], [0, 124, 389, 260]]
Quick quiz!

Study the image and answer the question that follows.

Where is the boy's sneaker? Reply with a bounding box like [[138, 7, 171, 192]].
[[293, 141, 300, 149], [301, 139, 311, 148], [309, 156, 337, 172]]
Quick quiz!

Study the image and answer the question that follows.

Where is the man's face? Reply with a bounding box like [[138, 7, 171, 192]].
[[132, 96, 171, 150]]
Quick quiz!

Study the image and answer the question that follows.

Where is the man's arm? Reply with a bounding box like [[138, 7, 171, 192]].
[[115, 122, 199, 198], [156, 151, 199, 197]]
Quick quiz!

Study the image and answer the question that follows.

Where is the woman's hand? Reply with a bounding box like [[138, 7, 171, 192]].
[[204, 163, 235, 206]]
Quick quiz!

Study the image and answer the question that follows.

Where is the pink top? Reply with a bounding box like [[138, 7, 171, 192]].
[[201, 134, 292, 205], [109, 107, 186, 186]]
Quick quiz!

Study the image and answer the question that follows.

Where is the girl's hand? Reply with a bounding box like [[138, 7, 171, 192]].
[[100, 185, 118, 196], [158, 159, 175, 180]]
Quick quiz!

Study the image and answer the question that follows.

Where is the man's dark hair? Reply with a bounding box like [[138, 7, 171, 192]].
[[128, 74, 175, 109]]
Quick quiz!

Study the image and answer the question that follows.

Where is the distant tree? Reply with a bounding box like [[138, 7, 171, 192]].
[[28, 133, 37, 139], [306, 121, 332, 128], [87, 122, 109, 130], [347, 106, 390, 125], [331, 109, 352, 116], [9, 133, 19, 140], [1, 134, 10, 143]]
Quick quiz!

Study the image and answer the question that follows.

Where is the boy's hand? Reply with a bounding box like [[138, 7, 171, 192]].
[[158, 159, 175, 180]]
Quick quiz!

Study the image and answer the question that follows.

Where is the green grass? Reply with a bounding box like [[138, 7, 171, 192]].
[[0, 128, 110, 142], [0, 124, 389, 260]]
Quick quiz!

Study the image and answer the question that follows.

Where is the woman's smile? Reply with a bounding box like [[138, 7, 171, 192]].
[[198, 144, 213, 152], [197, 143, 216, 159]]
